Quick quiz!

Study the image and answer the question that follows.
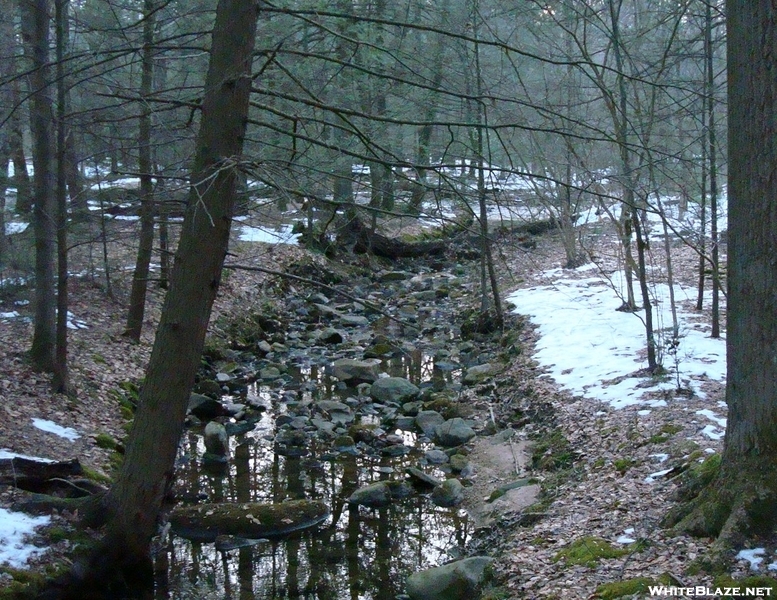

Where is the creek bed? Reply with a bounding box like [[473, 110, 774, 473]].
[[155, 350, 471, 599]]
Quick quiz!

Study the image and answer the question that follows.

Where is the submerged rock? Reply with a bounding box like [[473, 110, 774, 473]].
[[169, 499, 330, 542], [406, 556, 494, 600]]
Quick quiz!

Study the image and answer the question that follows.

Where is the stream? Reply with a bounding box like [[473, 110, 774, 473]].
[[155, 344, 475, 599]]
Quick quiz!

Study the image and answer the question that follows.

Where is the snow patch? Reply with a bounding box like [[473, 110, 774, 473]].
[[31, 419, 80, 441], [0, 508, 50, 568]]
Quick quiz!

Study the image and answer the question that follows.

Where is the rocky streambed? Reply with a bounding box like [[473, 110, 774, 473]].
[[158, 257, 532, 599]]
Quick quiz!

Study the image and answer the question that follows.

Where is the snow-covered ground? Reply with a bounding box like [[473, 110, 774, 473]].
[[0, 508, 50, 568], [507, 264, 726, 410]]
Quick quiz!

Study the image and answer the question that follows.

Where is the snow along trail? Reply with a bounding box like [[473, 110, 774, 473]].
[[507, 265, 727, 409]]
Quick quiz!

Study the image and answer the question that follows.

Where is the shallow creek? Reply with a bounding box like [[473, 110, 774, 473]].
[[154, 351, 472, 599]]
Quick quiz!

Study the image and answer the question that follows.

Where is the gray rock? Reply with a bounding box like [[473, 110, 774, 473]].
[[348, 481, 392, 508], [317, 328, 345, 344], [424, 449, 450, 465], [204, 421, 229, 457], [257, 340, 272, 354], [339, 314, 370, 327], [434, 418, 476, 447], [260, 366, 282, 381], [379, 271, 411, 282], [406, 557, 493, 600], [430, 478, 464, 507], [332, 358, 381, 383], [188, 393, 225, 420], [449, 454, 469, 473], [463, 363, 498, 385], [310, 418, 336, 435], [405, 467, 441, 488], [415, 410, 445, 436], [197, 379, 223, 397], [370, 377, 420, 404]]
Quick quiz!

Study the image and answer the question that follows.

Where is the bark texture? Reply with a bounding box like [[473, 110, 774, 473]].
[[43, 1, 259, 596], [666, 0, 777, 553]]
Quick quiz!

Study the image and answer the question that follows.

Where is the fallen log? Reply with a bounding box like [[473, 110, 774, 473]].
[[347, 218, 448, 259]]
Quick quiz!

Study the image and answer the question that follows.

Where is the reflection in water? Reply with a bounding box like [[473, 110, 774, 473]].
[[158, 352, 468, 599]]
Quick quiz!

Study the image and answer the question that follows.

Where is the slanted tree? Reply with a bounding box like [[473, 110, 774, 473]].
[[44, 0, 260, 595], [666, 0, 777, 553]]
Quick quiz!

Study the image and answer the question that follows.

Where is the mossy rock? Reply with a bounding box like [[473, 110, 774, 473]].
[[613, 458, 636, 475], [594, 577, 659, 599], [553, 536, 629, 568], [169, 499, 329, 542], [673, 454, 722, 503]]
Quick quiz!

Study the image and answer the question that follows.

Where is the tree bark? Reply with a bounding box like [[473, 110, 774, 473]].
[[22, 0, 57, 373], [46, 0, 260, 595], [124, 0, 157, 342], [667, 0, 777, 553]]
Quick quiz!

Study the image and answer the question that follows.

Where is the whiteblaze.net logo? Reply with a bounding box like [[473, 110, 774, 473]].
[[648, 586, 772, 597]]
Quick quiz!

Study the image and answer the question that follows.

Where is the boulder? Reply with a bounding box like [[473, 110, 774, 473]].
[[415, 410, 445, 437], [370, 377, 420, 404], [434, 418, 476, 447], [332, 358, 381, 383], [348, 481, 392, 508], [405, 467, 441, 488], [449, 454, 469, 473], [424, 449, 450, 465], [169, 499, 330, 542], [406, 556, 494, 600], [430, 478, 464, 508], [188, 393, 225, 420]]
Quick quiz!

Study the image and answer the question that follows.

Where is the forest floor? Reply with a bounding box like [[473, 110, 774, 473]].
[[0, 209, 769, 599]]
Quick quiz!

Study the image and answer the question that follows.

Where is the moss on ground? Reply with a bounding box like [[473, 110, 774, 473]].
[[532, 429, 574, 471], [595, 577, 660, 599], [553, 536, 629, 568]]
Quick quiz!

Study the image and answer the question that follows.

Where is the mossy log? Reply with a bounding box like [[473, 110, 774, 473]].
[[169, 499, 330, 542]]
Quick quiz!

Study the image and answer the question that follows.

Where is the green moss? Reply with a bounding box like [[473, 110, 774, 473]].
[[647, 434, 670, 444], [553, 536, 629, 568], [94, 433, 122, 452], [532, 429, 574, 471], [713, 575, 777, 593], [613, 458, 636, 474], [0, 567, 49, 600], [480, 587, 511, 600], [660, 423, 683, 435], [595, 577, 658, 599]]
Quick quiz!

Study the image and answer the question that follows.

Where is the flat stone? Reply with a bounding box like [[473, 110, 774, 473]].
[[188, 394, 225, 420], [424, 449, 449, 465], [463, 363, 498, 385], [339, 314, 370, 327], [405, 467, 441, 488], [430, 478, 464, 507]]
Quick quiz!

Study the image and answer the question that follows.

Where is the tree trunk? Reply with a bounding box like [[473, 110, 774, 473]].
[[666, 0, 777, 553], [22, 0, 57, 373], [46, 0, 260, 595], [124, 0, 157, 342], [52, 0, 70, 394]]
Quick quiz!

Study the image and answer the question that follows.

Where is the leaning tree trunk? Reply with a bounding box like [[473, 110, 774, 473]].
[[666, 0, 777, 554], [48, 0, 260, 595]]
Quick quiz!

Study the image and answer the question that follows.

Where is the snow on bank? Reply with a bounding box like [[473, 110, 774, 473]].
[[507, 266, 726, 409], [237, 223, 299, 245], [31, 419, 80, 441], [0, 508, 50, 568]]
